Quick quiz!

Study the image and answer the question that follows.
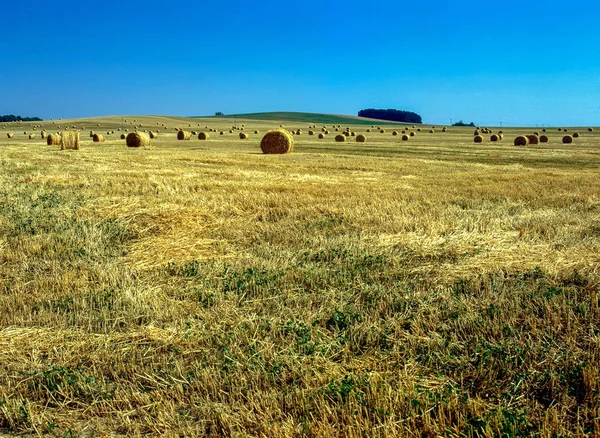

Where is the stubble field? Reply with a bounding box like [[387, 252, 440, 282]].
[[0, 115, 599, 436]]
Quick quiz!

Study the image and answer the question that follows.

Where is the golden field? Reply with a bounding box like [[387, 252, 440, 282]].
[[0, 115, 599, 436]]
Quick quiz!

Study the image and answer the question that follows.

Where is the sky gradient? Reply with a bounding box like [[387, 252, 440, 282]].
[[2, 0, 599, 126]]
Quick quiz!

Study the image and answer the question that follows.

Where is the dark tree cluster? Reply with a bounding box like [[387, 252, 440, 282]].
[[452, 120, 475, 127], [0, 114, 43, 122], [358, 108, 422, 124]]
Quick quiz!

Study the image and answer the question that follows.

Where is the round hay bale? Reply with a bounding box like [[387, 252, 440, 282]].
[[401, 134, 409, 141], [41, 131, 47, 139], [149, 131, 158, 139], [260, 129, 294, 154], [558, 128, 562, 131], [229, 130, 234, 134], [308, 130, 314, 135], [7, 133, 14, 138], [534, 131, 539, 136], [490, 134, 499, 142], [442, 127, 447, 132], [120, 134, 126, 139], [474, 135, 484, 143], [239, 132, 248, 140], [93, 133, 105, 142], [410, 131, 416, 136], [588, 127, 593, 132], [540, 135, 549, 143], [220, 131, 224, 135], [296, 130, 302, 135], [542, 128, 547, 132], [563, 129, 568, 132], [192, 131, 198, 135], [177, 130, 192, 140], [47, 133, 61, 145], [526, 134, 539, 145], [324, 130, 330, 134], [514, 136, 529, 146], [562, 135, 573, 144], [417, 128, 422, 132], [429, 129, 435, 133], [334, 134, 346, 142], [198, 132, 210, 140], [254, 130, 260, 134], [351, 132, 356, 136], [573, 132, 580, 138], [318, 133, 325, 139], [380, 129, 386, 133], [474, 130, 480, 136], [392, 131, 398, 136], [366, 129, 371, 132], [126, 132, 150, 147], [28, 134, 36, 139], [356, 134, 367, 142]]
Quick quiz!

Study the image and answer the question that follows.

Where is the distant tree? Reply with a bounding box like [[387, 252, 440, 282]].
[[357, 109, 422, 124], [0, 115, 43, 122], [214, 112, 224, 116], [452, 120, 475, 127]]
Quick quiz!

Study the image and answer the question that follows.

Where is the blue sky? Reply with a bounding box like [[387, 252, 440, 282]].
[[2, 0, 599, 126]]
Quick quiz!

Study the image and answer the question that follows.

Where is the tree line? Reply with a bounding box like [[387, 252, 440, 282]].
[[0, 114, 43, 122], [358, 109, 422, 124]]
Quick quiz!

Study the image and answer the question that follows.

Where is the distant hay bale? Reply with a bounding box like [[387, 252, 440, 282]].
[[557, 128, 562, 131], [588, 127, 593, 132], [308, 130, 314, 135], [380, 129, 386, 133], [198, 132, 209, 140], [126, 132, 150, 147], [410, 131, 415, 136], [254, 130, 259, 134], [192, 131, 198, 135], [351, 132, 356, 136], [401, 134, 409, 141], [120, 133, 126, 139], [260, 129, 294, 154], [229, 130, 234, 134], [41, 131, 47, 139], [356, 134, 366, 142], [239, 132, 248, 139], [474, 135, 484, 143], [526, 134, 539, 145], [542, 128, 547, 132], [417, 128, 422, 132], [429, 129, 435, 133], [334, 134, 346, 142], [177, 130, 192, 140], [366, 129, 371, 132], [296, 130, 302, 135], [562, 135, 573, 144], [47, 133, 61, 145], [335, 128, 339, 132], [93, 133, 105, 142], [149, 131, 159, 139], [474, 130, 480, 136], [573, 132, 580, 138], [514, 136, 529, 146], [61, 131, 80, 150], [7, 133, 14, 138], [324, 130, 330, 134], [490, 134, 499, 141], [563, 129, 568, 132], [392, 131, 398, 136], [220, 131, 224, 135], [540, 135, 549, 143], [28, 134, 36, 139], [318, 133, 325, 139]]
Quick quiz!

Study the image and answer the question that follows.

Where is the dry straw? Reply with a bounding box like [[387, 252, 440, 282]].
[[93, 133, 105, 142], [61, 131, 80, 150], [150, 131, 159, 139], [47, 133, 61, 145], [7, 133, 13, 138], [198, 132, 210, 140], [335, 134, 346, 142], [126, 132, 150, 147], [356, 134, 367, 142], [514, 136, 529, 146], [526, 134, 539, 145], [260, 129, 294, 154], [177, 130, 192, 140], [28, 134, 36, 139]]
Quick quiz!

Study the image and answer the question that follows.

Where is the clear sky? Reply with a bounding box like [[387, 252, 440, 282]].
[[2, 0, 599, 126]]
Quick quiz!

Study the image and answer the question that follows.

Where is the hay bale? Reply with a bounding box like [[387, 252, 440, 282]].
[[318, 133, 325, 139], [366, 129, 371, 132], [380, 129, 386, 133], [429, 129, 435, 133], [356, 134, 367, 143], [562, 135, 573, 144], [93, 133, 105, 142], [474, 130, 480, 136], [61, 131, 80, 150], [588, 127, 593, 132], [47, 133, 61, 145], [126, 132, 150, 147], [6, 133, 13, 138], [308, 130, 314, 135], [534, 131, 539, 136], [442, 127, 447, 132], [401, 134, 409, 141], [351, 132, 356, 136], [254, 130, 260, 134], [474, 135, 484, 143], [490, 134, 499, 142], [334, 134, 346, 142], [573, 132, 580, 138], [324, 130, 330, 134], [260, 129, 294, 154], [526, 134, 539, 145], [177, 130, 192, 140], [120, 134, 126, 139], [296, 130, 302, 135], [28, 134, 36, 139], [540, 135, 549, 143], [149, 131, 159, 139], [198, 132, 210, 140], [239, 132, 249, 139], [514, 136, 529, 146], [220, 131, 224, 135], [392, 131, 398, 136], [41, 131, 47, 139], [410, 131, 415, 136]]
